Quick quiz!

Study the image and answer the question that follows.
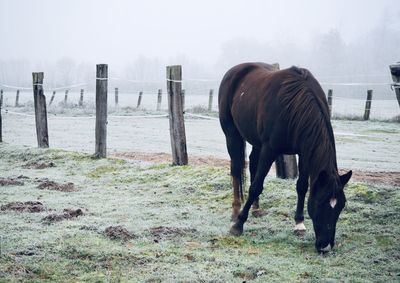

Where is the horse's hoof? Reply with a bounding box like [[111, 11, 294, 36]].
[[230, 222, 243, 236], [251, 209, 266, 218], [294, 222, 306, 237], [294, 229, 306, 238]]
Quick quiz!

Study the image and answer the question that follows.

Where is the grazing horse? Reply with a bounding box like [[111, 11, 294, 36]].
[[218, 62, 352, 252]]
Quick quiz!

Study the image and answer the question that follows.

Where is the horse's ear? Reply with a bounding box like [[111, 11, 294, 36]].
[[317, 170, 329, 186], [340, 170, 352, 186]]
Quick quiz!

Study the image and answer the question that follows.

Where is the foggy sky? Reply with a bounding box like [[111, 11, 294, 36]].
[[1, 0, 399, 68]]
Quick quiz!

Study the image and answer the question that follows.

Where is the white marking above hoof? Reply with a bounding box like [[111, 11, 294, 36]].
[[320, 244, 331, 252], [294, 222, 306, 231], [330, 198, 337, 208]]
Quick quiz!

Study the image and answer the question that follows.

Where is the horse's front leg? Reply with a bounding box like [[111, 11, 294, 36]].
[[294, 157, 309, 236], [230, 145, 276, 236]]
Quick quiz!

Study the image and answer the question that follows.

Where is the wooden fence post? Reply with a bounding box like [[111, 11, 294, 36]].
[[389, 63, 400, 108], [208, 89, 214, 111], [15, 90, 20, 107], [327, 89, 333, 117], [49, 91, 56, 106], [64, 89, 69, 105], [0, 91, 2, 142], [114, 87, 119, 107], [363, 90, 373, 121], [137, 91, 143, 108], [181, 89, 185, 112], [157, 89, 162, 111], [95, 64, 108, 158], [32, 72, 49, 148], [167, 65, 188, 165], [79, 89, 84, 106], [272, 63, 298, 179]]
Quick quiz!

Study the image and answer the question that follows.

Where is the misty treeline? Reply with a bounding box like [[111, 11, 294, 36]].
[[0, 26, 398, 95]]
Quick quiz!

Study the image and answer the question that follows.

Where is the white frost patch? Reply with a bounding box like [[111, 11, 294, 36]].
[[294, 222, 306, 231], [330, 198, 337, 208]]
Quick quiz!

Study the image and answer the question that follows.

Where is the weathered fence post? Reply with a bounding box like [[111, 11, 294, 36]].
[[167, 65, 188, 165], [272, 63, 298, 179], [137, 91, 143, 108], [363, 90, 373, 121], [327, 89, 333, 117], [114, 87, 119, 107], [95, 64, 108, 158], [64, 89, 69, 105], [389, 62, 400, 108], [15, 90, 20, 107], [32, 72, 49, 148], [0, 91, 2, 142], [208, 89, 214, 111], [181, 89, 185, 112], [79, 89, 84, 107], [49, 91, 56, 106], [157, 89, 162, 111]]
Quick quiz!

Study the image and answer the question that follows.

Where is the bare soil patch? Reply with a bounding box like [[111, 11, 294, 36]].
[[104, 225, 135, 242], [0, 177, 25, 186], [115, 151, 400, 186], [1, 201, 44, 213], [42, 208, 83, 224], [113, 152, 230, 167], [149, 226, 197, 241], [23, 161, 56, 169], [340, 169, 400, 187], [37, 180, 76, 192]]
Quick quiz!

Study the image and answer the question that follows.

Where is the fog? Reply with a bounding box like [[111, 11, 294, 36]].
[[0, 0, 399, 88]]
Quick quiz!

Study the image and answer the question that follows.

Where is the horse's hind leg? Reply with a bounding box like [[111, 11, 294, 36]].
[[249, 147, 264, 217], [230, 144, 276, 236], [224, 126, 246, 221]]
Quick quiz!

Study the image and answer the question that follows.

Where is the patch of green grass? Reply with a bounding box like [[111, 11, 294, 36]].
[[85, 165, 119, 178]]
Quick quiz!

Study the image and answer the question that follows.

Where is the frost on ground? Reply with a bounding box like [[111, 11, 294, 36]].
[[0, 143, 399, 282], [2, 110, 400, 172]]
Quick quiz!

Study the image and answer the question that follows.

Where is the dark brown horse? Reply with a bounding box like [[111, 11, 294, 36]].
[[218, 62, 352, 252]]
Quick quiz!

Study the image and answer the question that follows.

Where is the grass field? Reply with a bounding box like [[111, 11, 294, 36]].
[[0, 144, 399, 282]]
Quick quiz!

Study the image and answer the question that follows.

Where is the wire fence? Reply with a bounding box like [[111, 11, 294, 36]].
[[1, 77, 399, 120]]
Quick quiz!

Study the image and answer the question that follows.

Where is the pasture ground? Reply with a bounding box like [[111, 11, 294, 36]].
[[0, 144, 399, 282]]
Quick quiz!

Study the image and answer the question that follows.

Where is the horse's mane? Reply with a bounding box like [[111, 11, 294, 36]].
[[278, 66, 338, 178]]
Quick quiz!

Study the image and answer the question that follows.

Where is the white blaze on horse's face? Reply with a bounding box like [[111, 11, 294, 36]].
[[330, 198, 337, 209]]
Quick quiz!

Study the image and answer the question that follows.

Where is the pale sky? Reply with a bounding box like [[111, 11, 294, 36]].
[[0, 0, 399, 66]]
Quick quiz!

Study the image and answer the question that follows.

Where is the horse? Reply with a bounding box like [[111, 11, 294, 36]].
[[218, 62, 352, 252]]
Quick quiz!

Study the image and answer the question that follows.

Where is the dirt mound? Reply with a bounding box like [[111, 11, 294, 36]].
[[1, 201, 44, 213], [37, 180, 76, 192], [42, 208, 83, 223], [0, 177, 25, 186], [23, 161, 56, 169], [104, 225, 135, 242], [149, 226, 197, 241]]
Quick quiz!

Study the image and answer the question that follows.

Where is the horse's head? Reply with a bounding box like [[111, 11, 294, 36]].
[[307, 170, 352, 253]]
